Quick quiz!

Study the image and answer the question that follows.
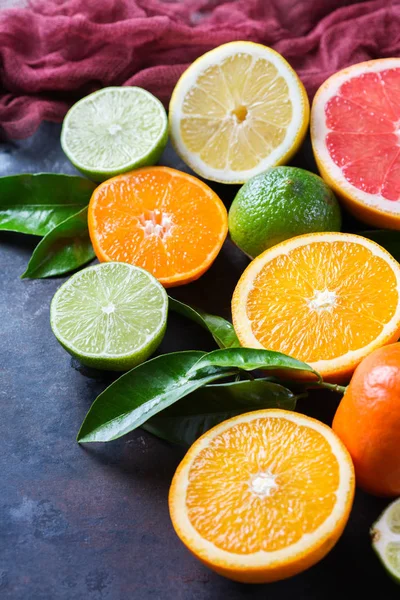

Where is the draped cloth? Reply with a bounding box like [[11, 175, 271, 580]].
[[0, 0, 399, 138]]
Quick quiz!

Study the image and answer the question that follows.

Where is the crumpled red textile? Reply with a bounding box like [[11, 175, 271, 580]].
[[0, 0, 399, 139]]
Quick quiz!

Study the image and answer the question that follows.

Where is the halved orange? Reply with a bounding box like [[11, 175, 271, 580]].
[[311, 59, 400, 229], [232, 232, 400, 382], [169, 409, 355, 583], [88, 166, 228, 287]]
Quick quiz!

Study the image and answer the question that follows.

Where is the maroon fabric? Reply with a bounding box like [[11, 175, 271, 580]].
[[0, 0, 399, 139]]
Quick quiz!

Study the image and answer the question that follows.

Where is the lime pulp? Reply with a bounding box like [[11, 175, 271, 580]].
[[371, 498, 400, 584], [50, 262, 168, 371], [61, 87, 168, 182]]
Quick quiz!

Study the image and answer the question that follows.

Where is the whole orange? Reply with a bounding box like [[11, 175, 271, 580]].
[[332, 343, 400, 497]]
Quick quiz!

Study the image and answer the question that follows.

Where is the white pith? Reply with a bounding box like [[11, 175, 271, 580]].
[[311, 59, 400, 216], [169, 42, 308, 182], [233, 233, 400, 375], [170, 410, 354, 568], [249, 471, 279, 497], [308, 289, 337, 311], [137, 210, 173, 240]]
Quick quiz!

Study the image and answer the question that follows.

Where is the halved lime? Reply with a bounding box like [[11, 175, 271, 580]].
[[371, 498, 400, 584], [61, 87, 168, 181], [50, 262, 168, 371]]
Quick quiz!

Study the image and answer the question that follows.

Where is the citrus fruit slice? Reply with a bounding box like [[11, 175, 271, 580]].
[[228, 166, 341, 257], [311, 59, 400, 229], [61, 87, 168, 182], [88, 166, 228, 287], [50, 262, 168, 371], [232, 232, 400, 382], [371, 498, 400, 584], [169, 409, 355, 583], [169, 41, 309, 184]]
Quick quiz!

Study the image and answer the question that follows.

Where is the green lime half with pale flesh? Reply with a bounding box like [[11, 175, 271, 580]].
[[228, 166, 341, 258], [50, 262, 168, 371], [371, 497, 400, 584], [61, 87, 168, 182]]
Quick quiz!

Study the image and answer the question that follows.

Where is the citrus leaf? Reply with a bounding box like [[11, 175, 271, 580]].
[[360, 230, 400, 262], [21, 207, 95, 279], [169, 297, 240, 348], [77, 351, 236, 443], [189, 347, 318, 378], [0, 173, 95, 235], [143, 379, 297, 446]]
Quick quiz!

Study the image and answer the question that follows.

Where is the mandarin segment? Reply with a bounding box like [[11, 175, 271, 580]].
[[88, 167, 228, 287]]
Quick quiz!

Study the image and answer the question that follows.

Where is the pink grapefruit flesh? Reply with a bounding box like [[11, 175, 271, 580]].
[[311, 59, 400, 229]]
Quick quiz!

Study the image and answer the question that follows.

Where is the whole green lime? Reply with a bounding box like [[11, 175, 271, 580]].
[[228, 167, 341, 257]]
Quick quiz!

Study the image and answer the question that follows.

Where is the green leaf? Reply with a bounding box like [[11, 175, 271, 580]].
[[169, 296, 240, 348], [21, 207, 95, 279], [360, 230, 400, 262], [0, 173, 96, 236], [77, 351, 237, 443], [189, 347, 318, 378], [144, 379, 297, 446]]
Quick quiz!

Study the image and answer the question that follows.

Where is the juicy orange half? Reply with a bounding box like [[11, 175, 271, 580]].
[[232, 232, 400, 382], [169, 409, 355, 583], [88, 166, 228, 287]]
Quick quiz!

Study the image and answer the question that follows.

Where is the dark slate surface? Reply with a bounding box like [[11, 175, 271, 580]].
[[0, 123, 397, 599]]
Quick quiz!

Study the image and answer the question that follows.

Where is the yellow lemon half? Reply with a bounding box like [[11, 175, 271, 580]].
[[169, 41, 310, 183]]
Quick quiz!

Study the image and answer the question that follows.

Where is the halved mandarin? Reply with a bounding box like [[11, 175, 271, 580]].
[[232, 232, 400, 382], [311, 59, 400, 229], [169, 409, 355, 583], [88, 166, 228, 287]]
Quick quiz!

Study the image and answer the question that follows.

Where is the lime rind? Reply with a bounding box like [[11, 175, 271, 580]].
[[61, 87, 168, 182], [50, 262, 168, 371], [228, 166, 341, 257], [371, 498, 400, 584]]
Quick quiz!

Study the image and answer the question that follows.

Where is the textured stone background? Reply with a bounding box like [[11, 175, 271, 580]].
[[0, 122, 398, 600]]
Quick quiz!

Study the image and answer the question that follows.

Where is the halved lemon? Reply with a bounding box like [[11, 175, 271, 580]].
[[232, 232, 400, 382], [169, 409, 355, 583], [169, 41, 309, 183]]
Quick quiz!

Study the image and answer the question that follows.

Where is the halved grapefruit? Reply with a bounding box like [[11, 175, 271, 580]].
[[311, 59, 400, 229]]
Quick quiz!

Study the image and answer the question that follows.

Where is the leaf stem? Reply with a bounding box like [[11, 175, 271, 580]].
[[239, 369, 255, 381], [314, 381, 347, 395], [292, 392, 309, 402]]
